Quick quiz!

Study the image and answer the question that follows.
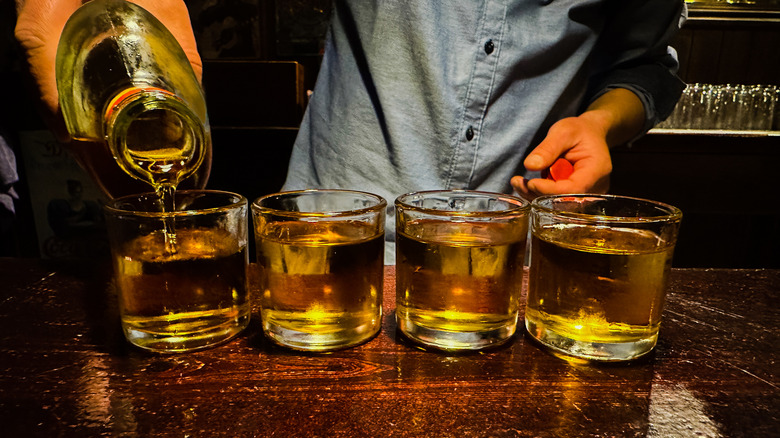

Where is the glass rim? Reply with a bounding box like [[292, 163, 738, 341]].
[[252, 189, 388, 218], [531, 194, 683, 223], [103, 189, 247, 218], [395, 189, 530, 217]]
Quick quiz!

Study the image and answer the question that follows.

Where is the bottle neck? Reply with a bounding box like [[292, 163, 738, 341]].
[[104, 86, 175, 122], [103, 86, 208, 189]]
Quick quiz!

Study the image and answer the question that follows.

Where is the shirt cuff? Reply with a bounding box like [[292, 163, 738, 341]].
[[587, 66, 686, 144]]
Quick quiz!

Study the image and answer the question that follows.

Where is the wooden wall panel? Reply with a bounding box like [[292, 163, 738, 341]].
[[674, 18, 780, 85]]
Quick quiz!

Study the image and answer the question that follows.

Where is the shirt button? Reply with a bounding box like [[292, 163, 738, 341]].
[[484, 40, 495, 55], [465, 126, 475, 141]]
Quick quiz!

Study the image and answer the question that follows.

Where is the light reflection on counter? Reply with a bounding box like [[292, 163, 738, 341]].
[[647, 382, 722, 437], [77, 355, 137, 434]]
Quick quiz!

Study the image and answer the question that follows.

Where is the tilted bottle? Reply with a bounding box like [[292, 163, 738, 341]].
[[56, 0, 209, 191]]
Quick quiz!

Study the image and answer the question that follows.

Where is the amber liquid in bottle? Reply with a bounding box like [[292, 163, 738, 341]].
[[57, 0, 211, 252], [107, 90, 209, 252]]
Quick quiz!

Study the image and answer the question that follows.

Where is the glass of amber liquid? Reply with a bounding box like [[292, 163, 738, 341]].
[[526, 194, 682, 362], [104, 190, 250, 353], [252, 190, 386, 351], [395, 190, 530, 351]]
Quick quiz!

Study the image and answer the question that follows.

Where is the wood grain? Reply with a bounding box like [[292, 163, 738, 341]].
[[0, 259, 777, 437]]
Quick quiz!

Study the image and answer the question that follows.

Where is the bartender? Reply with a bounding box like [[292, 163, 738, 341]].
[[283, 1, 686, 200], [15, 0, 685, 203]]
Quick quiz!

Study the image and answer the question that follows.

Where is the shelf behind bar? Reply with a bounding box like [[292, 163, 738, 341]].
[[650, 128, 780, 137], [686, 2, 780, 21]]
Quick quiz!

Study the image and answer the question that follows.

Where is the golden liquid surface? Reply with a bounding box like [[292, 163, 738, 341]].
[[114, 227, 249, 350], [256, 221, 383, 348], [526, 224, 673, 344], [396, 220, 526, 335]]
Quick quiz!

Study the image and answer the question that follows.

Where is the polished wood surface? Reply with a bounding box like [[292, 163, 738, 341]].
[[0, 258, 777, 437]]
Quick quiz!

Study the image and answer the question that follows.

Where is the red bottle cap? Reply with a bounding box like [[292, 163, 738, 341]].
[[544, 158, 573, 181]]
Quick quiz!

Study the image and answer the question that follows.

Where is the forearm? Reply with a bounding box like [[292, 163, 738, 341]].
[[579, 88, 645, 148], [584, 1, 686, 130]]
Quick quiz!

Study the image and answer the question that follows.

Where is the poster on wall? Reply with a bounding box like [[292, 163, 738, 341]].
[[19, 130, 109, 260]]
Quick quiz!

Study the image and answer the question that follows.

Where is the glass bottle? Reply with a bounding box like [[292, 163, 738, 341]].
[[56, 0, 209, 192]]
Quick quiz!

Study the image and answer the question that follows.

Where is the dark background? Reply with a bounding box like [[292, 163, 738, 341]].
[[1, 1, 779, 268]]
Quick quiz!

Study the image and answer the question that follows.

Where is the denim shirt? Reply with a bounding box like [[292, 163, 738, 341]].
[[283, 0, 686, 250]]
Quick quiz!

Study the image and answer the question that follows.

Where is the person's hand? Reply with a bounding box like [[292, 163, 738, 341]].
[[15, 0, 203, 140], [15, 0, 208, 197], [510, 114, 612, 199], [511, 88, 645, 199]]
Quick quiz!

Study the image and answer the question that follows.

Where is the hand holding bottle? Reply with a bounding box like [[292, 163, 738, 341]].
[[15, 0, 202, 139], [15, 0, 208, 197]]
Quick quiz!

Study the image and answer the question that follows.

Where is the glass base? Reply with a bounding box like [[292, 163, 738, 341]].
[[525, 317, 657, 362], [124, 312, 250, 353], [397, 316, 516, 351], [263, 321, 379, 352]]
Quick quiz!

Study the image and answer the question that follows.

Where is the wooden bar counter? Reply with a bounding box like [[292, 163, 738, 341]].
[[0, 258, 777, 437]]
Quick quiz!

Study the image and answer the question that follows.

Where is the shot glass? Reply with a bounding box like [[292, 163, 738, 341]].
[[252, 189, 386, 351], [718, 84, 740, 130], [395, 190, 530, 351], [735, 84, 756, 131], [688, 83, 710, 130], [755, 86, 777, 131], [675, 83, 694, 129], [526, 194, 682, 362], [104, 190, 250, 353], [773, 86, 780, 131]]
